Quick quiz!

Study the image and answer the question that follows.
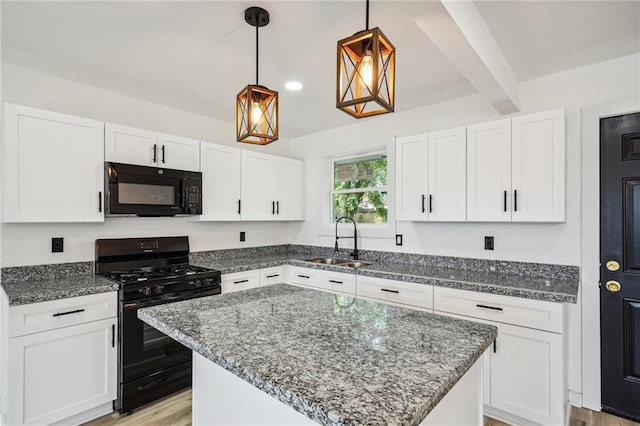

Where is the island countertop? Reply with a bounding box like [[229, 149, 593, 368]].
[[138, 284, 497, 426]]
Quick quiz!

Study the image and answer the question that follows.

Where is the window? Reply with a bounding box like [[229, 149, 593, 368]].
[[332, 153, 387, 224]]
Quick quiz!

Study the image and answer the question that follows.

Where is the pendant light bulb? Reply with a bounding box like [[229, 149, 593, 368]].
[[359, 51, 374, 89], [251, 101, 263, 125]]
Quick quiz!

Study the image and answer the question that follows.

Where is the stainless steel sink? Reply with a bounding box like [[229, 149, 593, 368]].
[[304, 258, 371, 268], [340, 261, 370, 268], [305, 257, 351, 265]]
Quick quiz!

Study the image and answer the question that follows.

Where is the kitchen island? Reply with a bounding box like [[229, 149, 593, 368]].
[[138, 284, 497, 425]]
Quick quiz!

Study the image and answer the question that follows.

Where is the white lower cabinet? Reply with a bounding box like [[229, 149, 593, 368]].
[[434, 287, 564, 426], [357, 275, 433, 310], [221, 270, 261, 294], [259, 267, 285, 287], [8, 293, 117, 425]]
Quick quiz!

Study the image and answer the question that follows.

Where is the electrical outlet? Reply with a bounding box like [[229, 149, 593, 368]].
[[52, 237, 64, 253], [395, 234, 403, 246], [484, 236, 494, 251], [240, 231, 246, 242]]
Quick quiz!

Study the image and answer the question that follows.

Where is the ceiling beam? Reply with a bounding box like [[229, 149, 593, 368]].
[[414, 1, 520, 115]]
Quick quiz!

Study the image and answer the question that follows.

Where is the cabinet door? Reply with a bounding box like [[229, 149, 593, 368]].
[[199, 142, 242, 221], [395, 134, 429, 221], [158, 133, 200, 172], [3, 104, 104, 223], [511, 109, 565, 222], [8, 318, 117, 425], [273, 157, 304, 221], [105, 123, 158, 167], [241, 151, 274, 220], [466, 119, 512, 222], [491, 322, 563, 425], [428, 127, 467, 221]]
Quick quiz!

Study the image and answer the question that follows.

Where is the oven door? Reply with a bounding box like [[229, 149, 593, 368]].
[[106, 162, 184, 217], [120, 287, 219, 384]]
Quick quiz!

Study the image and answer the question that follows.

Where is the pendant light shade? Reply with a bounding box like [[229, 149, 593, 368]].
[[237, 7, 279, 145], [337, 1, 395, 118]]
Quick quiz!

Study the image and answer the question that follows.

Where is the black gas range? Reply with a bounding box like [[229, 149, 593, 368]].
[[95, 236, 221, 414]]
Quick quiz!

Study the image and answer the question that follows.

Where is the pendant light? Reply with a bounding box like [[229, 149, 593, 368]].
[[237, 7, 279, 145], [337, 0, 395, 118]]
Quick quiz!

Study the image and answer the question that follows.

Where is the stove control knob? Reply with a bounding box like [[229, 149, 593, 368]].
[[192, 279, 202, 287], [155, 285, 164, 294], [143, 287, 153, 296]]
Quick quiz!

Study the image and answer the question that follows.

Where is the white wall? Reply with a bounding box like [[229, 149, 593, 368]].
[[1, 63, 292, 267]]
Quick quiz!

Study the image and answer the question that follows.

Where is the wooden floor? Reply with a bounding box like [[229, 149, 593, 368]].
[[85, 389, 640, 426]]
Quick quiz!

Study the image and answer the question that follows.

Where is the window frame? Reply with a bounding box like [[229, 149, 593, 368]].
[[318, 138, 395, 240], [331, 153, 389, 225]]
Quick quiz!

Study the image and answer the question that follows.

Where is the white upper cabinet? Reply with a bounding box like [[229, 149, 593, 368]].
[[240, 150, 304, 221], [241, 150, 273, 221], [272, 156, 304, 221], [105, 124, 199, 171], [428, 127, 467, 222], [466, 110, 565, 222], [395, 133, 429, 221], [105, 123, 157, 167], [2, 103, 105, 223], [396, 128, 466, 222], [511, 109, 565, 222], [466, 118, 512, 222], [157, 133, 200, 171], [199, 142, 242, 221]]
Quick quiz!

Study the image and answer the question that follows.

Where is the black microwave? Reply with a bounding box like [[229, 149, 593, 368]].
[[105, 162, 202, 217]]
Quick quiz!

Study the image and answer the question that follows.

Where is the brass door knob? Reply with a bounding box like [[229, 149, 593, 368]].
[[605, 280, 621, 292], [606, 260, 620, 271]]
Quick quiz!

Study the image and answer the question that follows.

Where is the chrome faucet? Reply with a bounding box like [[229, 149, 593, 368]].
[[335, 216, 358, 260]]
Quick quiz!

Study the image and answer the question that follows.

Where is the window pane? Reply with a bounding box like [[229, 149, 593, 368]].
[[333, 191, 387, 224], [334, 155, 387, 190]]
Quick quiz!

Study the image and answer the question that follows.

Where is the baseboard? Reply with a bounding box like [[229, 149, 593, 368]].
[[484, 406, 540, 426], [49, 402, 113, 426], [568, 391, 583, 407]]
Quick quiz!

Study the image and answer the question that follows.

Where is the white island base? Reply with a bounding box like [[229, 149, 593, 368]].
[[192, 352, 483, 426]]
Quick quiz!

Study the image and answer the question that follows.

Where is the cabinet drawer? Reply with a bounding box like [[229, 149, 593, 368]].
[[10, 292, 117, 338], [286, 266, 321, 288], [221, 270, 260, 294], [433, 287, 563, 333], [318, 271, 356, 295], [357, 276, 433, 310], [260, 267, 284, 287]]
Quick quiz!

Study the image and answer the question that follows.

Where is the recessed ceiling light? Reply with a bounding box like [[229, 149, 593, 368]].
[[284, 81, 303, 91]]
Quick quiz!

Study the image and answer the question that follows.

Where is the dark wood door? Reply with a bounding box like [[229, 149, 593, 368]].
[[600, 112, 640, 422]]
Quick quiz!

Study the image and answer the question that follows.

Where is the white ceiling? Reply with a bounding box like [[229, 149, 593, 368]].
[[2, 1, 639, 140]]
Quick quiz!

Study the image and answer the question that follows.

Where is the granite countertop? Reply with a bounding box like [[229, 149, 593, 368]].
[[138, 284, 497, 426], [1, 275, 119, 306], [192, 252, 579, 303]]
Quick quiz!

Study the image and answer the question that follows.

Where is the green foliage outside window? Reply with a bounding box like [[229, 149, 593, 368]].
[[333, 155, 387, 224]]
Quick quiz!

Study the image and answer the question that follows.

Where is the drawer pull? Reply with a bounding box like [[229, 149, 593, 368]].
[[266, 274, 280, 278], [233, 279, 249, 284], [112, 324, 116, 348], [297, 275, 310, 279], [476, 304, 503, 311], [381, 288, 399, 294], [328, 280, 343, 284], [53, 308, 85, 317]]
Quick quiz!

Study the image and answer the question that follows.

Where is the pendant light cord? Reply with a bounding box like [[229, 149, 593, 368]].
[[365, 0, 369, 30], [255, 24, 259, 85]]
